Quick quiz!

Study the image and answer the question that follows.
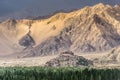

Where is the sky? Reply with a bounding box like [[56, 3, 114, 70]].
[[0, 0, 120, 18], [0, 0, 33, 16]]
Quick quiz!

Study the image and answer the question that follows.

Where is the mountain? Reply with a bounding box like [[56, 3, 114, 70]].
[[0, 3, 120, 58]]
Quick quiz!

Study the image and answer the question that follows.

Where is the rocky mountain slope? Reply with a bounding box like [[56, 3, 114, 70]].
[[0, 3, 120, 58]]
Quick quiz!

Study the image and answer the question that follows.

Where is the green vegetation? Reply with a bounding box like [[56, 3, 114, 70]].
[[0, 67, 119, 80]]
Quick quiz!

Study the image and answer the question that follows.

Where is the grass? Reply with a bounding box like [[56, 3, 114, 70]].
[[0, 67, 119, 80]]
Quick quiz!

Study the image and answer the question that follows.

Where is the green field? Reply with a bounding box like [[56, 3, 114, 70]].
[[0, 67, 119, 80]]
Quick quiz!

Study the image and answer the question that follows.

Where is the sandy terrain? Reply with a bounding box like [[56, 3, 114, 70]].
[[0, 55, 58, 67], [0, 52, 107, 67], [75, 52, 109, 60]]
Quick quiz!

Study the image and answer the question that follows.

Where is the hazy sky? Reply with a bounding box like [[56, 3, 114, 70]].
[[0, 0, 120, 17], [0, 0, 33, 16]]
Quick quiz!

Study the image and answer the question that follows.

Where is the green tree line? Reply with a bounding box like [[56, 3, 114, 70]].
[[0, 67, 119, 80]]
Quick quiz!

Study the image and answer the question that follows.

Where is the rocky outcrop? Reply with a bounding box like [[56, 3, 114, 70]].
[[45, 51, 93, 67]]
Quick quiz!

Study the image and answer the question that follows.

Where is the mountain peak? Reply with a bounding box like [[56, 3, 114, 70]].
[[94, 3, 105, 7], [92, 3, 112, 11], [114, 4, 120, 8], [93, 3, 106, 9]]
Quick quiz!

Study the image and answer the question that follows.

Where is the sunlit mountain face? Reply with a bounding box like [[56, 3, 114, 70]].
[[0, 0, 120, 20]]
